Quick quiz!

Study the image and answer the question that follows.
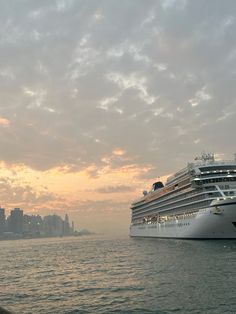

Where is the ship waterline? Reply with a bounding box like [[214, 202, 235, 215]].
[[130, 153, 236, 239]]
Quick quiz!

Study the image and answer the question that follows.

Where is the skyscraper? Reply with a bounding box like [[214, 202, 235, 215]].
[[63, 214, 70, 235], [8, 208, 24, 234], [43, 214, 63, 236], [0, 207, 6, 234]]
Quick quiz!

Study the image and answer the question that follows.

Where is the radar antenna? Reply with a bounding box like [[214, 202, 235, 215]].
[[194, 152, 215, 163]]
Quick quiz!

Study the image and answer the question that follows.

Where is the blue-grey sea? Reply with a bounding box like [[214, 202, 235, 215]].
[[0, 235, 236, 314]]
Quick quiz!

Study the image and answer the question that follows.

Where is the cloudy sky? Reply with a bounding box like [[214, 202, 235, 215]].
[[0, 0, 236, 233]]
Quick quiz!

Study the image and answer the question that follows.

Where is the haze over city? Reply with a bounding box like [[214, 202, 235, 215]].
[[0, 0, 236, 234]]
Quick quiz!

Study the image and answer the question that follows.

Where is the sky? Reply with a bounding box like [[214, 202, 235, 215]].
[[0, 0, 236, 234]]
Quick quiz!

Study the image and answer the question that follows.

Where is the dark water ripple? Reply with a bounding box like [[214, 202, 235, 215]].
[[0, 236, 236, 313]]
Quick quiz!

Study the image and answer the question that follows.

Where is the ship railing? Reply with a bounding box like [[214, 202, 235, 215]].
[[197, 172, 236, 178], [135, 195, 208, 217], [132, 182, 193, 209], [132, 208, 202, 225], [167, 158, 236, 182], [132, 197, 214, 219], [132, 188, 214, 215], [189, 160, 236, 167], [166, 167, 189, 183], [160, 210, 199, 222]]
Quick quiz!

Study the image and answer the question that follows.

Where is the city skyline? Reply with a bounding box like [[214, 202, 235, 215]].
[[0, 206, 75, 238], [0, 0, 236, 234]]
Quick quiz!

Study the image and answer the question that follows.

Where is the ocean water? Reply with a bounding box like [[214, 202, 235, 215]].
[[0, 235, 236, 314]]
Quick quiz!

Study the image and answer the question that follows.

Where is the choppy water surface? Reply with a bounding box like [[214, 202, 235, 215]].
[[0, 235, 236, 314]]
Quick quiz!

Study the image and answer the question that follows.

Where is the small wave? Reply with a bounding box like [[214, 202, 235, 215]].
[[75, 286, 145, 293]]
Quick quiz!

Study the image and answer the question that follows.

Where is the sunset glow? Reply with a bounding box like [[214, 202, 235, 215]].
[[0, 0, 235, 234]]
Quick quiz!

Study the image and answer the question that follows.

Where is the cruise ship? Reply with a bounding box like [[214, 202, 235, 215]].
[[130, 153, 236, 239]]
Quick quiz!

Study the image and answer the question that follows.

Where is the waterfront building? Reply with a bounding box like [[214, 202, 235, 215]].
[[43, 214, 64, 236], [8, 208, 24, 234], [0, 207, 6, 234], [63, 214, 70, 235], [0, 209, 75, 238], [23, 214, 43, 235]]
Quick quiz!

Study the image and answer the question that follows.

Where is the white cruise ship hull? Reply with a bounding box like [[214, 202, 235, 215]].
[[130, 199, 236, 239]]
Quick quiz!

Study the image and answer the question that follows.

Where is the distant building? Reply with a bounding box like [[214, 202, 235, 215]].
[[23, 214, 43, 235], [8, 208, 24, 234], [0, 209, 75, 238], [63, 214, 70, 235], [0, 208, 6, 234], [43, 214, 63, 236]]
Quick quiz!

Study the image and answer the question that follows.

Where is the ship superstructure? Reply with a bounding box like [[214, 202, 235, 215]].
[[130, 153, 236, 238]]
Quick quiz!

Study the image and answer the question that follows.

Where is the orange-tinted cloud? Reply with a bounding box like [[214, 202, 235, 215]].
[[0, 117, 10, 127], [112, 148, 126, 156]]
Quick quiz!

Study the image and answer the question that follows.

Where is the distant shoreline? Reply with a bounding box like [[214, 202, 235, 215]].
[[0, 230, 94, 241]]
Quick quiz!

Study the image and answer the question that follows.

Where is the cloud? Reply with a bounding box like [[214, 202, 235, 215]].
[[0, 117, 10, 127], [0, 0, 236, 233], [95, 185, 136, 194], [0, 0, 235, 176], [189, 86, 212, 107], [106, 72, 157, 105], [161, 0, 187, 11], [0, 175, 62, 210], [66, 199, 130, 216], [112, 148, 126, 156], [0, 67, 15, 80]]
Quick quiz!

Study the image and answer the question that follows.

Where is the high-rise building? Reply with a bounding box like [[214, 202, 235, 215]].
[[63, 214, 70, 235], [23, 214, 43, 235], [0, 207, 6, 234], [8, 208, 24, 234], [43, 214, 63, 236]]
